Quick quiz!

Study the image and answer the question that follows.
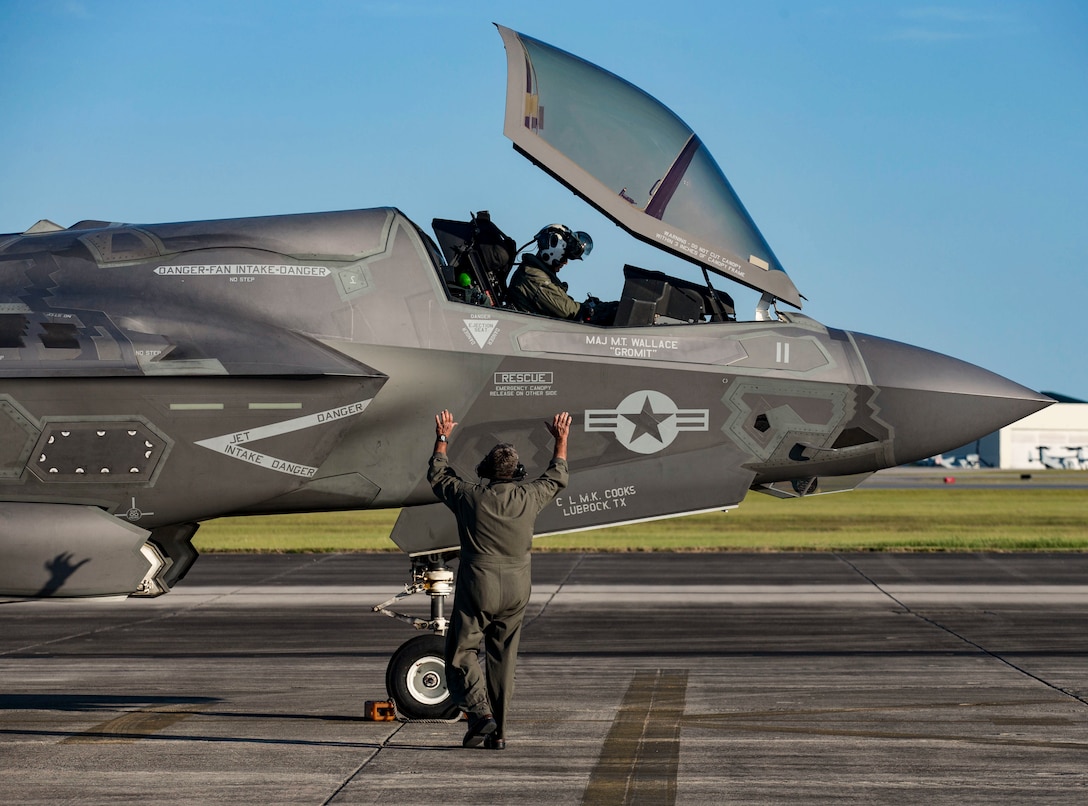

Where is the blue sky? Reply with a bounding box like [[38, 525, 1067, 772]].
[[2, 0, 1085, 398]]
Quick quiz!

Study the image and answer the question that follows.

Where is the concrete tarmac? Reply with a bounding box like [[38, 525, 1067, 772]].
[[2, 552, 1087, 805]]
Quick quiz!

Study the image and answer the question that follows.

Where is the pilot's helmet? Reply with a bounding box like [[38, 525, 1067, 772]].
[[535, 224, 592, 268]]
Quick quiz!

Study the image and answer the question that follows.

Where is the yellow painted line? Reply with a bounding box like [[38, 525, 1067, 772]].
[[248, 403, 303, 410], [169, 403, 224, 411], [62, 703, 207, 744], [582, 670, 687, 805]]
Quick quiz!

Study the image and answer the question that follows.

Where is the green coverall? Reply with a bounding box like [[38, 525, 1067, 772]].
[[506, 253, 582, 319], [428, 452, 568, 737]]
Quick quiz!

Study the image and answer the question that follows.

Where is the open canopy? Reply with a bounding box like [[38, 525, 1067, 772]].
[[496, 24, 802, 309]]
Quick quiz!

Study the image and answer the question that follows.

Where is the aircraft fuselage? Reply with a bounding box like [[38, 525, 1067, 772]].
[[0, 208, 1050, 594]]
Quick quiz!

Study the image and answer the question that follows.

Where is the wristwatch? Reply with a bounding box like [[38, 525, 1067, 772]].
[[437, 434, 448, 443]]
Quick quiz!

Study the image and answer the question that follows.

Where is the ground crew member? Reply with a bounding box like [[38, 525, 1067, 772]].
[[428, 409, 570, 749]]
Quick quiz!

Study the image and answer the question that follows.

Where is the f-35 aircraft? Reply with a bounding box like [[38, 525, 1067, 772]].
[[0, 26, 1051, 717]]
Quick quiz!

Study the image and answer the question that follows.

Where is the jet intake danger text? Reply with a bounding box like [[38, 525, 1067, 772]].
[[219, 442, 313, 478], [194, 399, 372, 478], [557, 485, 637, 517]]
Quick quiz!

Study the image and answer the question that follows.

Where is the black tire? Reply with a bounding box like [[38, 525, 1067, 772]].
[[385, 634, 459, 720]]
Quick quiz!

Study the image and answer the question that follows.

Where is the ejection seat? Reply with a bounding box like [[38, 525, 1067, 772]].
[[431, 211, 517, 308]]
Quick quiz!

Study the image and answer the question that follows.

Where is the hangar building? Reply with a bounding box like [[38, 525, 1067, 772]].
[[939, 395, 1088, 470]]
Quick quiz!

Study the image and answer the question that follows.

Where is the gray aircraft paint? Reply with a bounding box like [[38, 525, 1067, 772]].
[[0, 28, 1050, 597]]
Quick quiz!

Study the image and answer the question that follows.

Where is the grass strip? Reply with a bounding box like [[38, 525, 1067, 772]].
[[193, 488, 1088, 553]]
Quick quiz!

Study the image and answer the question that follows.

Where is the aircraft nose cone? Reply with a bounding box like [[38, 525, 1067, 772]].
[[850, 332, 1054, 465]]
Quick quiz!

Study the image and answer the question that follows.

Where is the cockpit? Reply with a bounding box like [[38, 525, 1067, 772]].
[[430, 211, 736, 326]]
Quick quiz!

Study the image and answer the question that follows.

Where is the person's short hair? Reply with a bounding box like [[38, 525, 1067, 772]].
[[478, 443, 522, 479]]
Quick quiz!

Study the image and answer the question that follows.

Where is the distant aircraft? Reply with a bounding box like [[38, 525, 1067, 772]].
[[0, 25, 1051, 717]]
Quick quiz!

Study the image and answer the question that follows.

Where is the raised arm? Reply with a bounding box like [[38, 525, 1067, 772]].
[[434, 409, 457, 456], [547, 411, 571, 461]]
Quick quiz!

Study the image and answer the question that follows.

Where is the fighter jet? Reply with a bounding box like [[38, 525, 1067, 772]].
[[0, 25, 1051, 717]]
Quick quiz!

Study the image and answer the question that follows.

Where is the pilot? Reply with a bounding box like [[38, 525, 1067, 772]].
[[507, 224, 616, 325], [428, 409, 570, 750]]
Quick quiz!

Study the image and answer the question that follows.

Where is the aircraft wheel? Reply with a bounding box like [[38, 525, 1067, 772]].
[[385, 633, 459, 720]]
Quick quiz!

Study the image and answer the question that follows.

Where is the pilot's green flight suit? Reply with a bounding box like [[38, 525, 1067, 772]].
[[507, 253, 582, 320], [428, 452, 568, 738]]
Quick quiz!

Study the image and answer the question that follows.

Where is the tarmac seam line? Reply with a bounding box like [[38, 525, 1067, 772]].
[[321, 721, 404, 805], [834, 553, 1088, 708], [0, 554, 346, 656], [524, 553, 587, 629]]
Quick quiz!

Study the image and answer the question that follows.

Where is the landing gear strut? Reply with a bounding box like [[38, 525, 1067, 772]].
[[372, 553, 460, 719]]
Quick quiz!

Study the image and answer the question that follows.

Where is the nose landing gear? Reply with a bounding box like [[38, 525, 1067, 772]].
[[373, 553, 461, 720], [385, 633, 455, 719]]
